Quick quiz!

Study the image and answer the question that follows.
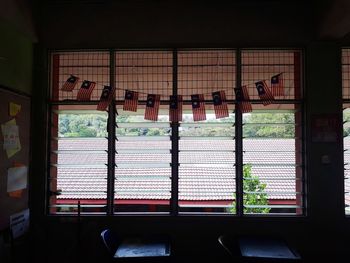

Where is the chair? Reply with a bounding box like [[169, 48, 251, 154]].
[[218, 235, 301, 263], [101, 229, 120, 256], [100, 229, 171, 262]]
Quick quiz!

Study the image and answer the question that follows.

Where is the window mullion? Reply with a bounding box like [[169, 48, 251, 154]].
[[107, 49, 116, 215], [236, 49, 244, 216], [171, 49, 179, 215]]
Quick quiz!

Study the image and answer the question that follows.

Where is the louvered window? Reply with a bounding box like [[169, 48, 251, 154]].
[[342, 48, 350, 215], [48, 49, 304, 216]]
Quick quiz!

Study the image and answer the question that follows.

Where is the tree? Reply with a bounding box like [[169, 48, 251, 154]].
[[243, 113, 294, 138], [230, 164, 270, 214]]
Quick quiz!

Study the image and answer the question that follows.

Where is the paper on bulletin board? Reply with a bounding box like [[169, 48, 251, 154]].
[[10, 209, 29, 239], [1, 118, 21, 158], [9, 102, 21, 117], [7, 166, 28, 193]]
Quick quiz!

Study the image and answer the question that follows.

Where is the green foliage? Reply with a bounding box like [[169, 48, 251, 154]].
[[230, 164, 270, 214], [59, 114, 107, 137], [243, 113, 294, 138]]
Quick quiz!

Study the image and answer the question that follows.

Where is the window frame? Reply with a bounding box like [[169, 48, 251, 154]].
[[47, 48, 306, 217]]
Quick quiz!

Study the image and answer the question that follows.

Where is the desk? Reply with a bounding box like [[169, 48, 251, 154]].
[[114, 237, 170, 258], [239, 237, 301, 261]]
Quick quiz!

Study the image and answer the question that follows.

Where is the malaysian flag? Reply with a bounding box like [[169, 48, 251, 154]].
[[169, 95, 183, 122], [76, 80, 96, 101], [96, 86, 116, 111], [191, 94, 206, 121], [61, 75, 79, 91], [212, 91, 229, 119], [271, 73, 284, 96], [234, 86, 252, 113], [255, 80, 274, 105], [123, 90, 138, 112], [144, 94, 160, 121]]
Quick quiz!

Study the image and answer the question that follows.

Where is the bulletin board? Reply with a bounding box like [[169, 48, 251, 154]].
[[0, 86, 31, 232]]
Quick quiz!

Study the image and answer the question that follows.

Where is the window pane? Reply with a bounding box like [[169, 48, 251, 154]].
[[49, 107, 108, 214], [179, 112, 236, 214], [344, 107, 350, 215], [242, 106, 302, 215], [114, 108, 171, 213]]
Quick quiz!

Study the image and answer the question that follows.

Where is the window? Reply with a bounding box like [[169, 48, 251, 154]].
[[48, 49, 304, 216], [342, 48, 350, 215]]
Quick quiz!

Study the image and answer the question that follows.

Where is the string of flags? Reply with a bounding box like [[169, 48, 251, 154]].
[[60, 72, 285, 121]]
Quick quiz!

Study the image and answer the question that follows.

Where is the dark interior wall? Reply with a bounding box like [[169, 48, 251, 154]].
[[0, 19, 33, 94], [29, 1, 350, 262], [40, 1, 313, 48]]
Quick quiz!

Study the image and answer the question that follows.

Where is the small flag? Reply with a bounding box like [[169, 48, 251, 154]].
[[212, 91, 229, 119], [96, 86, 116, 111], [169, 95, 183, 122], [234, 86, 252, 113], [191, 94, 206, 121], [76, 80, 96, 101], [123, 90, 138, 112], [61, 75, 79, 91], [144, 94, 160, 121], [255, 80, 274, 105], [271, 73, 284, 96]]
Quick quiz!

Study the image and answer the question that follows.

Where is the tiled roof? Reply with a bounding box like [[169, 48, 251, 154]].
[[55, 138, 299, 201]]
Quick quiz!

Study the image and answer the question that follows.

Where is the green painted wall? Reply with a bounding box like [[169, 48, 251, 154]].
[[0, 19, 32, 94]]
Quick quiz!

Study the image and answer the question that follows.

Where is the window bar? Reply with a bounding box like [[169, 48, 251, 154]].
[[107, 50, 116, 215], [171, 49, 179, 215], [294, 51, 304, 215], [236, 49, 243, 216]]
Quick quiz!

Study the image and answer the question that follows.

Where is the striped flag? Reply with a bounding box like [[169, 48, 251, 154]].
[[255, 80, 274, 106], [76, 80, 96, 101], [271, 73, 284, 96], [123, 90, 138, 112], [144, 94, 160, 121], [191, 94, 206, 121], [96, 86, 116, 111], [212, 91, 229, 119], [169, 95, 183, 122], [234, 86, 252, 113], [61, 75, 79, 91]]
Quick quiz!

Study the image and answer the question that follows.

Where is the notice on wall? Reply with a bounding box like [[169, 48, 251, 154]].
[[10, 209, 29, 239], [9, 102, 21, 117], [7, 166, 28, 193], [311, 114, 341, 142], [1, 118, 21, 158]]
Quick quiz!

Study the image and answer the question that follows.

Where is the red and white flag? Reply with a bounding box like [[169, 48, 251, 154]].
[[169, 95, 183, 122], [61, 75, 79, 91], [123, 90, 138, 112], [234, 86, 252, 113], [271, 73, 284, 96], [76, 80, 96, 101], [96, 86, 116, 111], [255, 80, 274, 106], [212, 91, 229, 119], [191, 94, 206, 121], [144, 94, 160, 121]]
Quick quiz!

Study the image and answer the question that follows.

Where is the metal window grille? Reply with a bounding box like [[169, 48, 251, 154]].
[[51, 51, 110, 101], [115, 51, 173, 101]]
